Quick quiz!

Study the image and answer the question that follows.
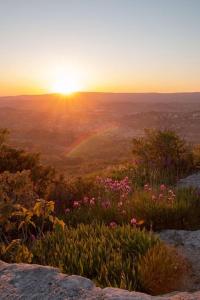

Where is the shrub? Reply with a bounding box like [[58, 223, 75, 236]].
[[132, 129, 194, 184], [137, 243, 186, 295], [133, 186, 200, 230], [0, 170, 37, 208], [32, 224, 159, 290], [0, 129, 55, 198], [49, 175, 99, 215], [0, 197, 64, 245]]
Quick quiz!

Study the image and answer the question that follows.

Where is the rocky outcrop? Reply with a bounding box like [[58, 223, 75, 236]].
[[1, 258, 200, 300]]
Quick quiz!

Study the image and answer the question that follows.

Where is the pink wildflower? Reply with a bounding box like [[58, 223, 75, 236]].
[[73, 201, 80, 208], [117, 201, 123, 208], [109, 221, 117, 228], [160, 184, 166, 191], [102, 200, 111, 209], [65, 208, 70, 213], [130, 218, 137, 225], [83, 197, 89, 204], [90, 198, 95, 205]]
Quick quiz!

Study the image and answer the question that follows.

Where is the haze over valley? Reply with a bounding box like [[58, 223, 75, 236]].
[[1, 92, 200, 175]]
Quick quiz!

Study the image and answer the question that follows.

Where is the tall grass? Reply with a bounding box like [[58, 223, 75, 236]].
[[32, 224, 182, 293]]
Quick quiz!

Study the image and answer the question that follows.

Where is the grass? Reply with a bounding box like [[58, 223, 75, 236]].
[[137, 243, 186, 295], [31, 224, 183, 294]]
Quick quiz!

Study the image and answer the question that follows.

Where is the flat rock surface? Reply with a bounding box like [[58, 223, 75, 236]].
[[1, 257, 200, 300]]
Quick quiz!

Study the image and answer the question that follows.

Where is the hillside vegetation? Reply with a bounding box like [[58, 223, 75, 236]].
[[0, 128, 200, 295]]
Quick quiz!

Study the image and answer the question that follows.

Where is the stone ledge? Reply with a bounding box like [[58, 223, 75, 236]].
[[1, 258, 200, 300]]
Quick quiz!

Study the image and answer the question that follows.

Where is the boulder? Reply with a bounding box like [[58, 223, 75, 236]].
[[1, 259, 200, 300]]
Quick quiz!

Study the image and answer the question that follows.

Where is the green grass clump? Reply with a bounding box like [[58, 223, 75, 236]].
[[32, 224, 159, 290]]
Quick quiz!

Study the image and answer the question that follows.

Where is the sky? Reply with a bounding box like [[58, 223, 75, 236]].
[[0, 0, 200, 96]]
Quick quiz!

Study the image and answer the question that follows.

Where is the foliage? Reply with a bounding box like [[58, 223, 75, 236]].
[[137, 243, 186, 295], [0, 129, 55, 198], [32, 224, 159, 290], [132, 185, 200, 230], [0, 239, 33, 263], [132, 129, 195, 184], [0, 197, 63, 246], [62, 175, 136, 226], [48, 175, 98, 214], [192, 144, 200, 170], [0, 128, 195, 294], [61, 177, 200, 230], [0, 170, 36, 208]]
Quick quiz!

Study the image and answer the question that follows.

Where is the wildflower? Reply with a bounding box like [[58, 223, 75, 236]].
[[90, 198, 95, 205], [117, 201, 123, 208], [102, 200, 111, 209], [151, 195, 156, 201], [30, 234, 36, 241], [130, 218, 137, 225], [73, 201, 80, 208], [65, 208, 70, 213], [109, 221, 117, 228], [160, 184, 166, 191], [83, 196, 89, 204], [168, 189, 176, 197]]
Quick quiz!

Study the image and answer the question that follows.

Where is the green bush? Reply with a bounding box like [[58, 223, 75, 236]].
[[132, 129, 195, 184], [32, 224, 159, 290]]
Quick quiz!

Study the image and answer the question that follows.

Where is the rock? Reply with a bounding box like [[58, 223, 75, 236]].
[[178, 173, 200, 189], [1, 259, 200, 300], [159, 230, 200, 292]]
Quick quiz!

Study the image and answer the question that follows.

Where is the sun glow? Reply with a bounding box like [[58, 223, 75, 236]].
[[49, 66, 84, 95], [52, 79, 80, 95]]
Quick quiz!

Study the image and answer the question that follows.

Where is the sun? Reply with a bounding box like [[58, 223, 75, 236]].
[[47, 65, 85, 95], [51, 77, 81, 95]]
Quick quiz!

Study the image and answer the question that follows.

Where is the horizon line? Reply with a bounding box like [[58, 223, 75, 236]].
[[1, 91, 200, 98]]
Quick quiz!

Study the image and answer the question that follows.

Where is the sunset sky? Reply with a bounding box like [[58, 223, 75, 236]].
[[1, 0, 200, 96]]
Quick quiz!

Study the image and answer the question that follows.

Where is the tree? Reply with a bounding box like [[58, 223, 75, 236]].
[[132, 129, 194, 180]]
